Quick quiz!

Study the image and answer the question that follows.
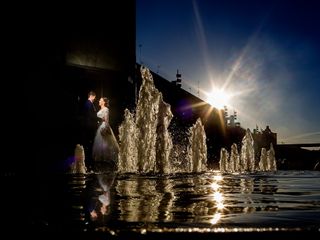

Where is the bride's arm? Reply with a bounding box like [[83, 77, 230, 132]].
[[103, 108, 110, 126]]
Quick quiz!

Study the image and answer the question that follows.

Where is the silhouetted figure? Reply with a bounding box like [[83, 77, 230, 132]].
[[82, 91, 99, 171]]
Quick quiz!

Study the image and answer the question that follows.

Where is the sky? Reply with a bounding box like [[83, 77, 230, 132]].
[[136, 0, 320, 144]]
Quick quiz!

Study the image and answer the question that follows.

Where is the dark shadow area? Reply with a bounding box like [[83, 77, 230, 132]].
[[3, 2, 136, 175]]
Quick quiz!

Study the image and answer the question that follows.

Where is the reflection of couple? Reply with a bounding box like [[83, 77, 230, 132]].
[[92, 97, 119, 171], [89, 173, 115, 221]]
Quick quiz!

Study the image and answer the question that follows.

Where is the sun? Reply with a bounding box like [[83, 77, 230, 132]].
[[206, 88, 231, 109]]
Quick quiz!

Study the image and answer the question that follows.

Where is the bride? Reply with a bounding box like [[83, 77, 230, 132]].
[[92, 97, 119, 170]]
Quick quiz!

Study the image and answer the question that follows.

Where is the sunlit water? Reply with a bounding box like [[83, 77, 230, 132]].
[[19, 170, 320, 235]]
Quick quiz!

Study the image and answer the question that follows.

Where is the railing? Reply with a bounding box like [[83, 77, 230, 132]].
[[277, 143, 320, 148]]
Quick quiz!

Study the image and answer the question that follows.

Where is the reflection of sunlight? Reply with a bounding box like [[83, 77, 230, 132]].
[[210, 182, 220, 191], [210, 213, 221, 225], [213, 192, 224, 202], [216, 202, 224, 210], [209, 174, 225, 225], [214, 175, 223, 181]]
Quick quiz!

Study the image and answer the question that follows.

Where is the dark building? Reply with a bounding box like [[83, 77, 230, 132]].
[[252, 125, 277, 149], [15, 2, 136, 173]]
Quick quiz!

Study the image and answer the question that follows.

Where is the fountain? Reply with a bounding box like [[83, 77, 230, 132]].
[[258, 143, 277, 171], [69, 144, 87, 174], [240, 128, 256, 172], [118, 66, 173, 174], [22, 66, 320, 239], [219, 129, 277, 173], [230, 143, 240, 172], [118, 66, 207, 174], [67, 65, 277, 176], [186, 118, 207, 173], [68, 66, 207, 175], [116, 65, 278, 175], [70, 65, 275, 175], [219, 148, 229, 173]]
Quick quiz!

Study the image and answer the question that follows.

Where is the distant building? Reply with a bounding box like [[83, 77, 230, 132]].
[[252, 126, 277, 161], [223, 106, 241, 128], [252, 125, 277, 149]]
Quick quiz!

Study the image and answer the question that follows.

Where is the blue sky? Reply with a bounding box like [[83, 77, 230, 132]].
[[136, 0, 320, 144]]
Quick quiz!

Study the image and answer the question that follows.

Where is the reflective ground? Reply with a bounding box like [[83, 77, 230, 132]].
[[3, 170, 320, 239]]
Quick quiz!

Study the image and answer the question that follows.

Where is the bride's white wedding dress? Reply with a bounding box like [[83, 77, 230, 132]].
[[92, 107, 119, 166]]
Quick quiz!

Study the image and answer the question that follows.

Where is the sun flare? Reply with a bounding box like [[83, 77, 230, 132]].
[[206, 88, 231, 109]]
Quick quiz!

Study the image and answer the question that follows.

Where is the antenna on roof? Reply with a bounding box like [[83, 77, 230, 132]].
[[197, 80, 200, 97], [176, 69, 182, 88]]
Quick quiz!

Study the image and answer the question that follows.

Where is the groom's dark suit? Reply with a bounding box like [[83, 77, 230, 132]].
[[83, 99, 99, 169]]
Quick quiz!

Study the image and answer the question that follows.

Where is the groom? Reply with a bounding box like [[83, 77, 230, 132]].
[[82, 91, 99, 171]]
